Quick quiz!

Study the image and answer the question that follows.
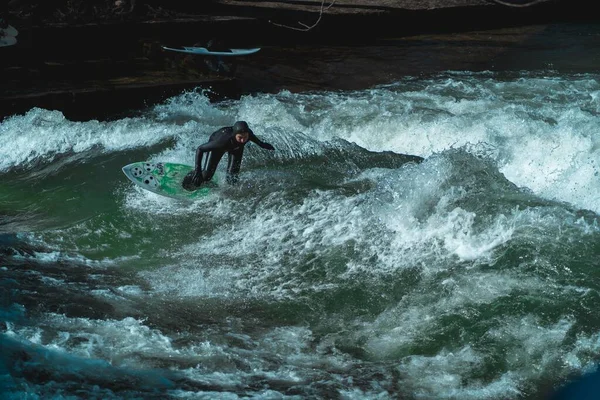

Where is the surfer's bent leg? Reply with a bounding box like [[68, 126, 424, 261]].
[[226, 148, 244, 185], [182, 150, 223, 191], [183, 149, 205, 190], [201, 150, 224, 182]]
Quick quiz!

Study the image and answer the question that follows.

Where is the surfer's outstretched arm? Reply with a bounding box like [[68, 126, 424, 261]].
[[248, 131, 275, 150]]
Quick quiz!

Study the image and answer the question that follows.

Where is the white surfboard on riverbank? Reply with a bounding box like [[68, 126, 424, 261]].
[[162, 46, 260, 56], [0, 24, 18, 48]]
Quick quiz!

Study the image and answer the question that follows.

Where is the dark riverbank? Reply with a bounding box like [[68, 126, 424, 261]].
[[1, 1, 597, 122]]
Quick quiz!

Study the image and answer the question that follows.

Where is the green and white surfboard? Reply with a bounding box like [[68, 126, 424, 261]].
[[122, 161, 216, 200]]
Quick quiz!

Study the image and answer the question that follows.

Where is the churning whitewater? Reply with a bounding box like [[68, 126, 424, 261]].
[[2, 70, 600, 399]]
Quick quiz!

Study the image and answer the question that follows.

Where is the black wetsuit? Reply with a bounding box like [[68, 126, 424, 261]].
[[183, 126, 274, 190]]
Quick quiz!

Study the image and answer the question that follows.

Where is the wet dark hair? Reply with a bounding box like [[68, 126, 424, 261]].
[[233, 121, 249, 134]]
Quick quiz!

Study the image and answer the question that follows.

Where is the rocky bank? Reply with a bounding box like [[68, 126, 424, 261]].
[[0, 0, 594, 121]]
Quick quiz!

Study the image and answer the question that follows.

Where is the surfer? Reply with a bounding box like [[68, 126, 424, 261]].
[[183, 121, 275, 190]]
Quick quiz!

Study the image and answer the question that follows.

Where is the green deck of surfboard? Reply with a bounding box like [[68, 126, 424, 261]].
[[122, 161, 216, 200]]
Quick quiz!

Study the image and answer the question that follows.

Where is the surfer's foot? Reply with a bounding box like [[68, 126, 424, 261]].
[[182, 171, 202, 191]]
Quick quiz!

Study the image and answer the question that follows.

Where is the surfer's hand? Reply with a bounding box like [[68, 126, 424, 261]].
[[191, 171, 204, 186], [261, 142, 275, 151]]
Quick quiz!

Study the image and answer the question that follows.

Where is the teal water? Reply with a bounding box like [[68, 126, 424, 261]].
[[3, 24, 600, 399]]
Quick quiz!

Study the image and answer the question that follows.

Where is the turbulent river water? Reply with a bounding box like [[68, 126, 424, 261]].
[[1, 20, 600, 400]]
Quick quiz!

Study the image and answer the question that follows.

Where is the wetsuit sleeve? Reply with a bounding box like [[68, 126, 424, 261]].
[[248, 130, 275, 151]]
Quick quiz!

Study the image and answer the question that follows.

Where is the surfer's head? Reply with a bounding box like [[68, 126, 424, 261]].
[[233, 121, 250, 144]]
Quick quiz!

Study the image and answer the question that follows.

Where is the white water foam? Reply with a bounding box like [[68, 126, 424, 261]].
[[5, 72, 600, 399], [156, 73, 600, 215], [3, 73, 599, 213], [0, 108, 178, 171], [140, 188, 368, 298]]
